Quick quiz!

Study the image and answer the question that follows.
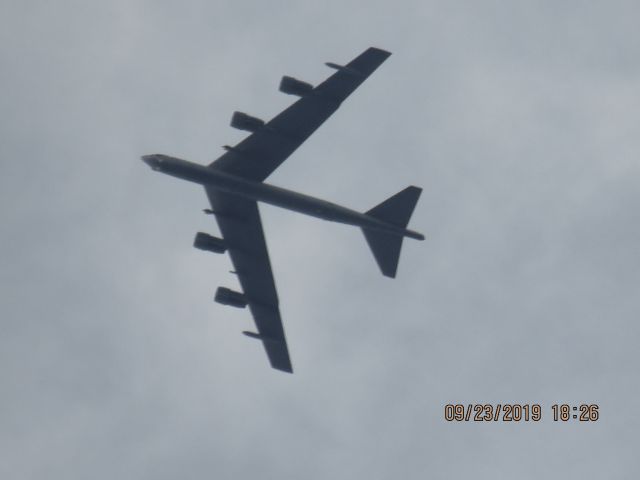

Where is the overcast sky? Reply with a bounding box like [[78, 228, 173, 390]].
[[1, 1, 639, 478]]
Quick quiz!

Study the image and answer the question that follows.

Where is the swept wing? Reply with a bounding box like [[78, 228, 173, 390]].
[[206, 47, 391, 372], [205, 189, 292, 372], [210, 47, 391, 180]]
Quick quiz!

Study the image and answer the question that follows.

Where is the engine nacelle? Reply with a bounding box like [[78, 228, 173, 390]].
[[279, 76, 314, 96], [193, 232, 226, 253], [215, 287, 247, 308], [230, 111, 265, 132]]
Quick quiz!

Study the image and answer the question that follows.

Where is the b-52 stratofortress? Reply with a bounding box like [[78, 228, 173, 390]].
[[143, 47, 423, 373]]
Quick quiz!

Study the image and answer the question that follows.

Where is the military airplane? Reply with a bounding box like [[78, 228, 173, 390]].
[[143, 47, 423, 373]]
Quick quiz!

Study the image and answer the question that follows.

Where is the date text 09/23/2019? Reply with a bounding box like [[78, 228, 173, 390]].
[[444, 404, 599, 422]]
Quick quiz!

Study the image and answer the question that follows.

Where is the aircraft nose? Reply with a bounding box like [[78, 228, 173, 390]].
[[141, 154, 161, 170]]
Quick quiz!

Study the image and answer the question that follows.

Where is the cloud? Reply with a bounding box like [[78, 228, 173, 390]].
[[1, 1, 639, 478]]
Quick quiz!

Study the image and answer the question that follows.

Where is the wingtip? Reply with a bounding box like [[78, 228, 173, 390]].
[[369, 46, 392, 56], [273, 363, 294, 374]]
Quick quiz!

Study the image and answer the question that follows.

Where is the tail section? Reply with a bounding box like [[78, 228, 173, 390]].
[[362, 186, 422, 278]]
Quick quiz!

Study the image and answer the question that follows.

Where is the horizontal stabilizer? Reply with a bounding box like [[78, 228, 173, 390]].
[[362, 186, 422, 278], [362, 229, 404, 278], [366, 186, 422, 227]]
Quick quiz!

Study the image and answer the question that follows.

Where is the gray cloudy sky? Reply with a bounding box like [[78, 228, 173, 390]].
[[1, 0, 639, 478]]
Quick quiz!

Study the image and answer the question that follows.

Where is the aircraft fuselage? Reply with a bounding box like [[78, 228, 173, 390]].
[[142, 154, 424, 240]]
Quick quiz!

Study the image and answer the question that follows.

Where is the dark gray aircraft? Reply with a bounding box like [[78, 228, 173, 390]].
[[143, 47, 423, 373]]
